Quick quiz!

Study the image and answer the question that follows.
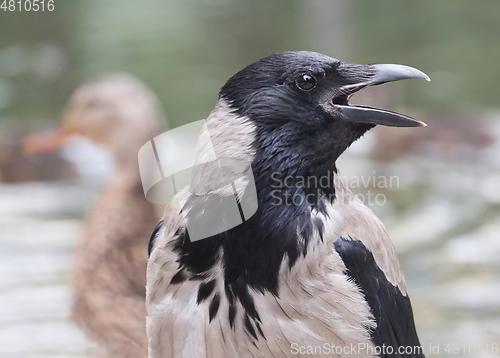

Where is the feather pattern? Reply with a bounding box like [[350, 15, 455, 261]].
[[147, 154, 409, 358]]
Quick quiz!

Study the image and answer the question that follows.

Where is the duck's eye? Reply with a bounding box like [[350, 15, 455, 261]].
[[295, 74, 317, 91]]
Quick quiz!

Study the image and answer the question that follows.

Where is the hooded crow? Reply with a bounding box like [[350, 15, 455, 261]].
[[146, 51, 429, 358]]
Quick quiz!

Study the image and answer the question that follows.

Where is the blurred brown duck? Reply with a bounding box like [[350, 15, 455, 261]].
[[24, 74, 164, 357]]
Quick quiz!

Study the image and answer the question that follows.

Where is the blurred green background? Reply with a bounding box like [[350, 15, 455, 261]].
[[2, 0, 499, 130], [1, 1, 500, 357]]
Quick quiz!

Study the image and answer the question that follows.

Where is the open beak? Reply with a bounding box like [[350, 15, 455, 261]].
[[22, 128, 76, 155], [334, 64, 430, 127]]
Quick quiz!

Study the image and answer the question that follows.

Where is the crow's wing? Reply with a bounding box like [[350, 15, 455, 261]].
[[334, 236, 425, 358]]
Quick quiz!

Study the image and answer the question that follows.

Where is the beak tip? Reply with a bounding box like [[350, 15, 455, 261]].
[[372, 64, 431, 84]]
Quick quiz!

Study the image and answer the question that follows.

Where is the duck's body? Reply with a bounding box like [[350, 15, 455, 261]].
[[73, 175, 158, 357], [25, 74, 165, 357]]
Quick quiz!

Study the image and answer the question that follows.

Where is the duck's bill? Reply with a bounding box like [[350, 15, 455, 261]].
[[22, 128, 75, 155]]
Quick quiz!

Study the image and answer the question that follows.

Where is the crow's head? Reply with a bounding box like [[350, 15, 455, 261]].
[[220, 51, 429, 172], [171, 52, 428, 295]]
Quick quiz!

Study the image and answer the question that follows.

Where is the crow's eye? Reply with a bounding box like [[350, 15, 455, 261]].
[[295, 74, 317, 91]]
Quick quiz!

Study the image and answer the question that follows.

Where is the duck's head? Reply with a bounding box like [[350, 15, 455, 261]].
[[24, 74, 164, 161]]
